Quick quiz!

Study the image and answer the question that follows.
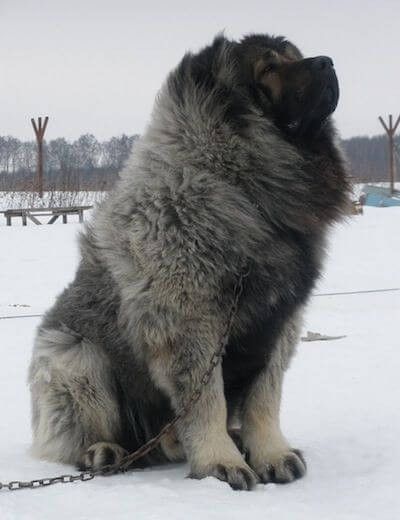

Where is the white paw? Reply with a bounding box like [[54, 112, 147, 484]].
[[190, 459, 259, 490], [251, 448, 307, 484], [80, 442, 128, 470]]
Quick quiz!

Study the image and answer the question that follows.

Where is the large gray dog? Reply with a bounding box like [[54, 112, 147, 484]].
[[29, 34, 350, 490]]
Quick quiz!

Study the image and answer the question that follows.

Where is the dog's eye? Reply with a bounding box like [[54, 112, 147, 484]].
[[264, 64, 278, 74]]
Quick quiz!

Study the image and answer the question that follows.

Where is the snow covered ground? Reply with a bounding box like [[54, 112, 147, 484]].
[[0, 181, 397, 212], [0, 206, 399, 519]]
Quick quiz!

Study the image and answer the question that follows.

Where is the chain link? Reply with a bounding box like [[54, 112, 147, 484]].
[[0, 266, 249, 492], [0, 472, 95, 491]]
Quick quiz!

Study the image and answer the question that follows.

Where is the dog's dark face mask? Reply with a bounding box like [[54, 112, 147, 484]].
[[239, 36, 339, 138]]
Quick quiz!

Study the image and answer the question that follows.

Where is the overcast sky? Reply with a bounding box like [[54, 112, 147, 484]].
[[1, 0, 399, 141]]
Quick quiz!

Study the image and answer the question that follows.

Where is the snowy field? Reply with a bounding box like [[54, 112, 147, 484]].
[[0, 182, 398, 212], [0, 206, 399, 519]]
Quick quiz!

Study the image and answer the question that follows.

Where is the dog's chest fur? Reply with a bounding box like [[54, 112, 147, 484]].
[[222, 225, 322, 399]]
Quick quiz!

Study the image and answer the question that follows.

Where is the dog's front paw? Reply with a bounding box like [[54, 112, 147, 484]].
[[79, 442, 128, 471], [251, 448, 306, 484], [190, 461, 259, 491]]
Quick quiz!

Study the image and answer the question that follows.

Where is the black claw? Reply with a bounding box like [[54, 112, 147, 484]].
[[101, 446, 117, 466], [229, 470, 254, 491], [284, 456, 303, 480], [243, 471, 257, 490], [292, 449, 307, 469], [215, 464, 228, 482], [266, 466, 276, 483], [229, 480, 244, 491]]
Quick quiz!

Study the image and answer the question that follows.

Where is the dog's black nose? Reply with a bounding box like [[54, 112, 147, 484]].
[[310, 56, 334, 71]]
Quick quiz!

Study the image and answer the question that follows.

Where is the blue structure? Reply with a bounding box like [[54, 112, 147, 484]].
[[360, 185, 400, 207]]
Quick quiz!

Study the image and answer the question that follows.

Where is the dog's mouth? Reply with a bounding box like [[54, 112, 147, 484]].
[[286, 70, 339, 137], [325, 84, 337, 108], [317, 72, 339, 117]]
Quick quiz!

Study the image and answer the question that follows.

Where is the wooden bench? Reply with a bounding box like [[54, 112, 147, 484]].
[[2, 206, 92, 226]]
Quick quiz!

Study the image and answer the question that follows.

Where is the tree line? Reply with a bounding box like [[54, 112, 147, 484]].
[[0, 132, 399, 191], [342, 134, 400, 182], [0, 134, 138, 191]]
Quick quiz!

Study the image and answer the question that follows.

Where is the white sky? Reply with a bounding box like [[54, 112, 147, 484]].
[[1, 0, 399, 141]]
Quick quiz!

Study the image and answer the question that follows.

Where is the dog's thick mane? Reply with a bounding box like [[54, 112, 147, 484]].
[[107, 35, 350, 251], [89, 35, 351, 329]]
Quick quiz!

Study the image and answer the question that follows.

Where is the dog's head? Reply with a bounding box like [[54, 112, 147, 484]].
[[237, 34, 339, 138]]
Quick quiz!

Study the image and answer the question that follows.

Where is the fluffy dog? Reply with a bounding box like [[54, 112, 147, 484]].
[[29, 34, 350, 490]]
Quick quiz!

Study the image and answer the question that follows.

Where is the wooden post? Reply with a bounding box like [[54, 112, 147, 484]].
[[31, 117, 49, 198], [379, 114, 400, 195]]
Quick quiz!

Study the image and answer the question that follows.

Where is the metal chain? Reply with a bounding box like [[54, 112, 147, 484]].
[[0, 266, 249, 492]]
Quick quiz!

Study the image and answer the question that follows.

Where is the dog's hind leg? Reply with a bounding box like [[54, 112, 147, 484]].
[[241, 313, 307, 484], [29, 327, 126, 469]]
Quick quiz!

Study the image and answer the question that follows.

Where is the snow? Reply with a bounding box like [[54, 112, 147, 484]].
[[0, 206, 399, 519]]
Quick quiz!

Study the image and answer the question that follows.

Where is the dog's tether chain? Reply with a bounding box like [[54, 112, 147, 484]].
[[0, 267, 249, 492]]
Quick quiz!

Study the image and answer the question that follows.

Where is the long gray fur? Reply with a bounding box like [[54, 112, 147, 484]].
[[29, 34, 350, 490]]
